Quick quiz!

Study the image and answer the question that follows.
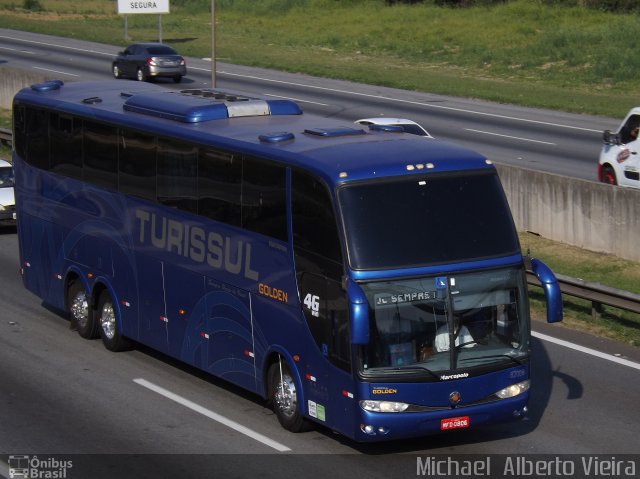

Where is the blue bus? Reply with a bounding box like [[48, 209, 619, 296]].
[[12, 80, 562, 442]]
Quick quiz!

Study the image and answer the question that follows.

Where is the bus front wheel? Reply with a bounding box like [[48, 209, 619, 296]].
[[68, 280, 98, 339], [96, 290, 131, 352], [268, 360, 310, 433]]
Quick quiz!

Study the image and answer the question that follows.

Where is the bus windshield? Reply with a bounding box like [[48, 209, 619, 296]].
[[360, 267, 529, 375], [338, 170, 520, 270]]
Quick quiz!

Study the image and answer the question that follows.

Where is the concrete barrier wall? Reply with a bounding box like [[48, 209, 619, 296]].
[[0, 65, 49, 109], [496, 163, 640, 262]]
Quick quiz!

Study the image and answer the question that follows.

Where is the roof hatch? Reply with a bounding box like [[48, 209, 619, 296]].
[[123, 88, 302, 123]]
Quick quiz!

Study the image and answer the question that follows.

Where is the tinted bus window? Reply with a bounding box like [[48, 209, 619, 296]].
[[292, 170, 342, 279], [25, 107, 49, 170], [339, 171, 520, 270], [242, 157, 287, 241], [50, 113, 82, 179], [13, 106, 26, 161], [198, 149, 241, 227], [119, 129, 156, 201], [157, 138, 198, 214], [84, 121, 118, 190]]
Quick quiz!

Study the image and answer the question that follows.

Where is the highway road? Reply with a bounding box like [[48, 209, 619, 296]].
[[0, 223, 639, 478], [0, 28, 623, 182], [1, 29, 639, 479]]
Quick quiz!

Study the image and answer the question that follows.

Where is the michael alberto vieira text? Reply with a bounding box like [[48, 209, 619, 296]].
[[416, 456, 637, 477]]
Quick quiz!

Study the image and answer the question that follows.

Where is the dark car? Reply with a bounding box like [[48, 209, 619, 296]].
[[112, 43, 187, 83]]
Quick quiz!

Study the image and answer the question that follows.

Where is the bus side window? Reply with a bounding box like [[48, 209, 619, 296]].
[[50, 113, 82, 179], [241, 156, 287, 242], [198, 148, 241, 228], [157, 138, 198, 214], [24, 107, 50, 171], [292, 170, 350, 372], [84, 121, 118, 191], [119, 129, 156, 202], [13, 105, 26, 161]]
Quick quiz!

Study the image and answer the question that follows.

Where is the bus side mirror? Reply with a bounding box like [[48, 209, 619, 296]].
[[346, 279, 369, 344], [531, 258, 563, 323]]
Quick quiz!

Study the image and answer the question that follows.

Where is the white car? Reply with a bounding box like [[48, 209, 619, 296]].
[[598, 107, 640, 187], [355, 118, 432, 138], [0, 159, 16, 225]]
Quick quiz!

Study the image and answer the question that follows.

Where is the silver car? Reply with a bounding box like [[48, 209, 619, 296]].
[[0, 159, 15, 225], [112, 43, 187, 83]]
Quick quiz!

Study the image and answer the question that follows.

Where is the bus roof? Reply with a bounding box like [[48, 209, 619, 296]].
[[14, 80, 493, 186]]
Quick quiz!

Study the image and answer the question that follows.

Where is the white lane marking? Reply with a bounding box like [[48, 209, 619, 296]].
[[32, 66, 79, 77], [532, 331, 640, 371], [465, 128, 556, 145], [0, 34, 113, 57], [264, 93, 328, 106], [0, 45, 35, 54], [133, 378, 291, 452], [1, 34, 602, 133]]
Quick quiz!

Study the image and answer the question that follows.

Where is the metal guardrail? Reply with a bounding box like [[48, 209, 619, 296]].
[[527, 272, 640, 319], [0, 127, 11, 146], [0, 129, 638, 317]]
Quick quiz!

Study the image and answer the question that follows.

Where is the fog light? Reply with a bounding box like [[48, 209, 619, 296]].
[[362, 424, 376, 435]]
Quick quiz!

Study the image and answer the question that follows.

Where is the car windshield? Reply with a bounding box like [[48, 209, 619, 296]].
[[360, 267, 529, 376], [146, 46, 178, 55], [399, 123, 428, 136], [0, 166, 14, 187], [338, 170, 520, 270]]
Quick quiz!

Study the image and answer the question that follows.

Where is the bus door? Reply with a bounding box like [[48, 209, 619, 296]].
[[292, 170, 353, 431]]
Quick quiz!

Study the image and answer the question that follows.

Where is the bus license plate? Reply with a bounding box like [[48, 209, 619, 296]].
[[440, 416, 470, 430]]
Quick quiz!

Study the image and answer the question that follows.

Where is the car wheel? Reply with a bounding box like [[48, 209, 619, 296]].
[[173, 75, 182, 83], [268, 359, 311, 432], [136, 68, 147, 82], [67, 280, 98, 339], [601, 165, 617, 185], [112, 64, 121, 79], [96, 290, 132, 352]]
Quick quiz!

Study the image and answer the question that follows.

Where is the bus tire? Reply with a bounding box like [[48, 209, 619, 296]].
[[96, 290, 132, 352], [68, 280, 98, 339], [268, 360, 311, 433]]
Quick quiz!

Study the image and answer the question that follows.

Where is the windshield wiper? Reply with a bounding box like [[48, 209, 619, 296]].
[[460, 354, 526, 365], [367, 365, 440, 379]]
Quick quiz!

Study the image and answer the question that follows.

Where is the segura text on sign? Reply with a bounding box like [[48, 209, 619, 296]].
[[117, 0, 170, 15]]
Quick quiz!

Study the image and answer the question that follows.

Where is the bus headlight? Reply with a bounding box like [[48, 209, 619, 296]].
[[495, 380, 530, 399], [359, 400, 409, 413]]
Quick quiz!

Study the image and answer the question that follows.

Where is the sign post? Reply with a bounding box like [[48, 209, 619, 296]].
[[117, 1, 170, 43], [211, 0, 216, 87]]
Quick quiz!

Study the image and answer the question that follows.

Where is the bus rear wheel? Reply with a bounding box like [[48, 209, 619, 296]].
[[68, 280, 98, 339], [268, 360, 310, 432], [96, 290, 132, 352]]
